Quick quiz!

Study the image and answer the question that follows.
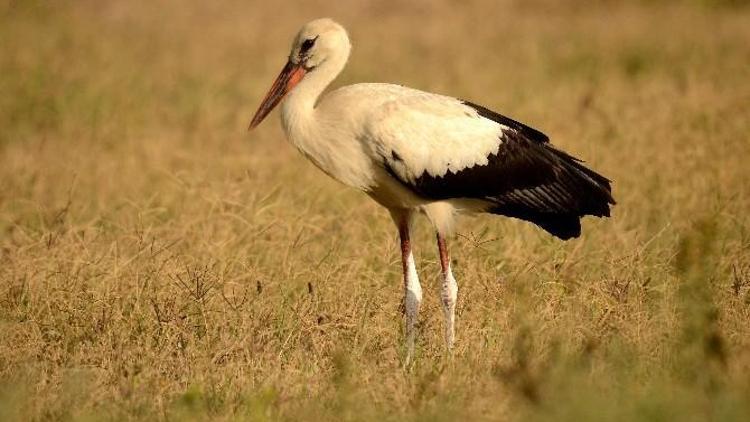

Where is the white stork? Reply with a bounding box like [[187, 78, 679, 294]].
[[249, 18, 615, 362]]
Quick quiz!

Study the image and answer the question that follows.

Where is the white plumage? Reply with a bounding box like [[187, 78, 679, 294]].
[[365, 91, 507, 180], [249, 18, 615, 363]]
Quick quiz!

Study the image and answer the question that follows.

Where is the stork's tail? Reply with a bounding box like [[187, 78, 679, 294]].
[[489, 145, 615, 240]]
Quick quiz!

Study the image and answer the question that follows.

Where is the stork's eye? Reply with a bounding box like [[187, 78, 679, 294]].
[[300, 37, 317, 53]]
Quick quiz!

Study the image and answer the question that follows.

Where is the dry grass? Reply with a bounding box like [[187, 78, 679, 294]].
[[1, 0, 750, 420]]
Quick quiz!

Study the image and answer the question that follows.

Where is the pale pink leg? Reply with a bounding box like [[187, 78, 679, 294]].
[[392, 210, 422, 365], [437, 232, 458, 351]]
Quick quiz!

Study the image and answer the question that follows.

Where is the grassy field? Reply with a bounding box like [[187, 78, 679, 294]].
[[1, 0, 750, 420]]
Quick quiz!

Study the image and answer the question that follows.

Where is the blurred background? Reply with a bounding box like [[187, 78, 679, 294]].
[[1, 0, 749, 420]]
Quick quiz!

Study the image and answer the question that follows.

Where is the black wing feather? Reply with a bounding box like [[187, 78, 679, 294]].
[[463, 100, 550, 144]]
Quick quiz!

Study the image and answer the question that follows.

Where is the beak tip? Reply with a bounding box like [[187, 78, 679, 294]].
[[248, 60, 304, 135]]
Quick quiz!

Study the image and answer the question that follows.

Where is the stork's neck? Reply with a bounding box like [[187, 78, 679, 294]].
[[280, 53, 347, 133]]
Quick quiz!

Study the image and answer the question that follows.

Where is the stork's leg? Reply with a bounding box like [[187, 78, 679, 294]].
[[437, 232, 458, 351], [392, 210, 422, 364]]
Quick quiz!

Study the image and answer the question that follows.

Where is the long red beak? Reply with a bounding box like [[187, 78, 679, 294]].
[[248, 60, 307, 130]]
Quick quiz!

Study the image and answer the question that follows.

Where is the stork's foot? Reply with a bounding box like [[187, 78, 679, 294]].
[[437, 233, 458, 353], [404, 289, 421, 366], [441, 270, 457, 352]]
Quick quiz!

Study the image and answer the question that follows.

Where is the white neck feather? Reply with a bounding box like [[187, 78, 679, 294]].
[[280, 53, 347, 137], [277, 50, 378, 190]]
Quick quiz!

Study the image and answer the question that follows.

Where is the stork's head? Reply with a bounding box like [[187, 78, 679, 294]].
[[249, 18, 350, 130], [290, 18, 350, 70]]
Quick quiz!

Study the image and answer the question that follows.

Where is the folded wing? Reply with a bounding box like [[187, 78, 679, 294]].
[[363, 94, 615, 239]]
